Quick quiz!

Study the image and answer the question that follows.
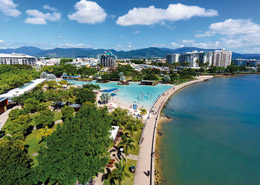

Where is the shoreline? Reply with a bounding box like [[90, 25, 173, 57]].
[[154, 115, 172, 184], [153, 76, 214, 185], [133, 75, 213, 185]]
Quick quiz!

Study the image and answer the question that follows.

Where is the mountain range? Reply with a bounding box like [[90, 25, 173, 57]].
[[1, 46, 260, 59]]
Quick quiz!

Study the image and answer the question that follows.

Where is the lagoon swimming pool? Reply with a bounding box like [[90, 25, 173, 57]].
[[66, 80, 172, 110]]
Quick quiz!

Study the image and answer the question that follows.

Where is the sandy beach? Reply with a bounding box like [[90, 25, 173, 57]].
[[133, 76, 213, 185]]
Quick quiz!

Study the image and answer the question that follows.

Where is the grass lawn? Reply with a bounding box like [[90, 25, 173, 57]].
[[103, 159, 137, 185], [25, 124, 60, 167], [25, 129, 46, 166], [43, 101, 52, 107], [54, 111, 62, 121], [129, 129, 142, 155], [121, 159, 137, 185]]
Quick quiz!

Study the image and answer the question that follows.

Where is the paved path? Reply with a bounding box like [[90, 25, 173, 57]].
[[55, 120, 63, 124], [128, 154, 138, 161], [0, 106, 21, 130], [133, 76, 213, 185]]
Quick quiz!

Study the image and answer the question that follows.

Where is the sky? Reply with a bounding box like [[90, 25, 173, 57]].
[[0, 0, 260, 53]]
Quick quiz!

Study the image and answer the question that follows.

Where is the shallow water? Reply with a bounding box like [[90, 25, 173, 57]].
[[161, 75, 260, 185], [66, 80, 172, 110]]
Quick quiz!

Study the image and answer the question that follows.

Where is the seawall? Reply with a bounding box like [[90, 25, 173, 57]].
[[134, 75, 213, 185]]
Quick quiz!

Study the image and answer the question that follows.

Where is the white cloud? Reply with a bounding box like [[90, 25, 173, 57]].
[[116, 3, 218, 26], [195, 19, 260, 53], [171, 42, 180, 48], [134, 30, 140, 34], [182, 40, 195, 44], [25, 9, 61, 25], [0, 0, 21, 17], [68, 0, 107, 24], [196, 19, 260, 37], [43, 5, 57, 12], [0, 40, 4, 43], [55, 43, 89, 48]]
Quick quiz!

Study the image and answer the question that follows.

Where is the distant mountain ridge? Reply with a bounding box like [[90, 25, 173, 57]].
[[1, 46, 260, 59]]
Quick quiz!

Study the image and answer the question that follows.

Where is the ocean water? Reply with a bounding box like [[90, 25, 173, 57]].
[[161, 75, 260, 185], [66, 80, 172, 110]]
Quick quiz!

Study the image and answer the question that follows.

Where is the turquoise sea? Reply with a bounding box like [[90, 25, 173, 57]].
[[161, 75, 260, 185]]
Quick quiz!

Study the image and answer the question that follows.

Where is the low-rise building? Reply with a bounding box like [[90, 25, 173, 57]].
[[0, 97, 8, 115], [234, 59, 260, 66], [0, 53, 37, 65]]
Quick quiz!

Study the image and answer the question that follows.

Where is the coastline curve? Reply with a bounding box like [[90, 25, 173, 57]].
[[133, 75, 214, 185]]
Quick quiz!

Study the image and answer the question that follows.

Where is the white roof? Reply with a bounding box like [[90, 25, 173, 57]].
[[0, 53, 35, 58], [110, 126, 119, 140], [0, 78, 46, 99]]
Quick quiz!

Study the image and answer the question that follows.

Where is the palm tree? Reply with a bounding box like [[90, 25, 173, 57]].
[[37, 126, 53, 142], [139, 108, 147, 116], [0, 134, 25, 150], [100, 93, 111, 104], [109, 160, 130, 185], [125, 122, 138, 136], [118, 135, 135, 156]]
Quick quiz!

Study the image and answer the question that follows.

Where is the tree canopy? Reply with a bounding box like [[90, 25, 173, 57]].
[[0, 146, 33, 185], [0, 65, 39, 94], [33, 106, 113, 185]]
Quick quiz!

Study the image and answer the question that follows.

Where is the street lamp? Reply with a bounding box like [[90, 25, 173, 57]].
[[119, 147, 124, 160]]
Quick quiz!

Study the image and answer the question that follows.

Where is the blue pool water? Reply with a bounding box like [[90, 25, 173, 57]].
[[66, 80, 172, 110]]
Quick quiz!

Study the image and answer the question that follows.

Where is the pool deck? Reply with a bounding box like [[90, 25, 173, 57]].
[[133, 76, 213, 185]]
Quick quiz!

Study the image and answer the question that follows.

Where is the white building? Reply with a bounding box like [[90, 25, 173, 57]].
[[72, 58, 100, 67], [166, 54, 181, 64], [167, 49, 232, 68], [0, 53, 37, 65], [212, 49, 232, 67]]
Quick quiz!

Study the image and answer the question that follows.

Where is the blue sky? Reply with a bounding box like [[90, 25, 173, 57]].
[[0, 0, 260, 53]]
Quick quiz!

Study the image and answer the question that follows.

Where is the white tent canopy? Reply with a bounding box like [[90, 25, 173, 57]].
[[110, 126, 119, 140]]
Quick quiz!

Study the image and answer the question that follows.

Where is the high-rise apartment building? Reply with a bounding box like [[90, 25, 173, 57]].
[[166, 54, 180, 64], [166, 49, 232, 68], [99, 51, 117, 67], [212, 49, 232, 67]]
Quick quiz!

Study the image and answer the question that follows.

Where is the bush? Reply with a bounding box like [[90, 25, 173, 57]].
[[61, 106, 75, 121], [34, 110, 54, 128]]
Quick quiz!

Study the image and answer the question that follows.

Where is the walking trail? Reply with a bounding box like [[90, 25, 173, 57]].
[[0, 105, 21, 130], [134, 76, 213, 185]]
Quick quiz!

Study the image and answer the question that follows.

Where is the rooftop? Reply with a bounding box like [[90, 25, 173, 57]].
[[110, 126, 119, 140], [0, 97, 7, 102], [0, 53, 35, 58], [0, 78, 46, 99]]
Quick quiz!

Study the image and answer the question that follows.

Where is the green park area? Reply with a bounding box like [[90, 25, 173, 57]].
[[0, 72, 144, 185]]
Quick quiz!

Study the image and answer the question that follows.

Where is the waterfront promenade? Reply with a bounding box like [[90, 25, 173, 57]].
[[133, 76, 213, 185]]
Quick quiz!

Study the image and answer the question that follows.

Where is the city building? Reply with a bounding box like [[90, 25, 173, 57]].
[[166, 49, 232, 68], [0, 53, 37, 65], [166, 54, 180, 64], [233, 59, 260, 66], [212, 49, 232, 67], [99, 51, 117, 68], [36, 58, 61, 67], [71, 58, 100, 68], [0, 97, 8, 115]]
